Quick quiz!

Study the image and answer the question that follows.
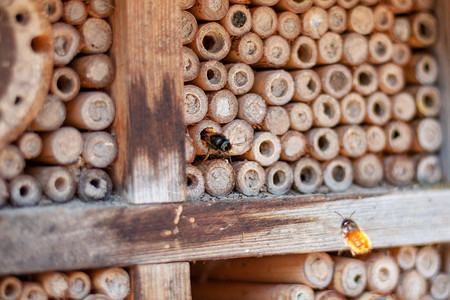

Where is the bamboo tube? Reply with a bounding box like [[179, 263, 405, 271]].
[[284, 103, 313, 131], [323, 156, 353, 191], [419, 295, 434, 300], [251, 70, 294, 106], [384, 155, 415, 186], [181, 11, 197, 45], [0, 276, 22, 300], [314, 0, 337, 8], [307, 128, 340, 161], [91, 268, 130, 300], [365, 253, 400, 294], [186, 134, 196, 164], [336, 125, 367, 157], [430, 273, 450, 300], [413, 0, 435, 11], [243, 131, 281, 166], [384, 0, 413, 12], [292, 158, 323, 193], [30, 94, 66, 132], [291, 70, 321, 102], [189, 0, 228, 21], [220, 5, 251, 37], [311, 94, 341, 128], [37, 272, 69, 299], [19, 283, 47, 300], [71, 54, 115, 88], [42, 0, 63, 23], [0, 145, 25, 180], [191, 60, 227, 91], [262, 106, 290, 136], [361, 0, 380, 4], [250, 6, 277, 39], [353, 153, 383, 187], [365, 92, 391, 125], [341, 33, 368, 66], [391, 246, 417, 270], [252, 35, 290, 68], [196, 159, 236, 197], [79, 18, 112, 54], [337, 0, 360, 8], [396, 270, 426, 300], [63, 0, 87, 25], [445, 244, 450, 275], [232, 160, 265, 196], [184, 85, 208, 125], [237, 93, 267, 125], [411, 118, 442, 153], [77, 168, 113, 201], [416, 246, 441, 279], [277, 12, 301, 40], [34, 127, 83, 165], [392, 43, 411, 66], [207, 89, 238, 123], [409, 13, 437, 48], [223, 32, 264, 65], [52, 22, 81, 66], [193, 282, 314, 300], [317, 64, 352, 99], [188, 120, 222, 155], [378, 63, 404, 95], [384, 121, 413, 153], [27, 166, 76, 203], [328, 6, 347, 33], [186, 164, 205, 201], [405, 54, 438, 85], [191, 22, 231, 61], [82, 132, 118, 168], [9, 175, 42, 207], [50, 67, 80, 102], [280, 131, 307, 161], [315, 290, 346, 300], [340, 93, 366, 124], [348, 6, 374, 35], [183, 46, 201, 82], [276, 0, 313, 13], [83, 294, 109, 300], [0, 179, 8, 207], [87, 0, 114, 18], [67, 271, 91, 300], [331, 257, 367, 297], [408, 86, 441, 117], [373, 4, 394, 32], [317, 32, 343, 65], [391, 92, 416, 122], [389, 18, 411, 43], [301, 7, 328, 39], [65, 91, 115, 130], [365, 125, 386, 153], [286, 36, 318, 69], [355, 293, 397, 300], [353, 64, 378, 96], [415, 154, 442, 184], [226, 63, 254, 96], [222, 119, 254, 155], [265, 161, 293, 194], [368, 33, 393, 64], [250, 0, 280, 5]]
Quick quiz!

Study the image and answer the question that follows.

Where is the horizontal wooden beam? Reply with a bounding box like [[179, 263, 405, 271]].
[[1, 188, 450, 275]]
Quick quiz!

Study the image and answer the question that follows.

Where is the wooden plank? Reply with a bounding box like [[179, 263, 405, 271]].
[[435, 0, 450, 180], [109, 0, 186, 203], [1, 188, 449, 275], [127, 263, 191, 300]]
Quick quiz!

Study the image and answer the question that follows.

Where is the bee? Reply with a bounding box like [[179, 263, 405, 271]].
[[336, 211, 372, 256], [200, 128, 232, 160]]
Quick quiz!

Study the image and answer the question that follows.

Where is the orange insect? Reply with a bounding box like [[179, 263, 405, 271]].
[[336, 212, 372, 256]]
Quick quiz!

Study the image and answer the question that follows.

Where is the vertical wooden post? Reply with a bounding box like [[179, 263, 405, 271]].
[[110, 0, 186, 204]]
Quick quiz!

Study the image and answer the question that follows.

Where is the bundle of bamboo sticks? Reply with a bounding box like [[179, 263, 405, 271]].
[[192, 244, 450, 300], [182, 0, 442, 200], [0, 0, 117, 208], [0, 267, 130, 300]]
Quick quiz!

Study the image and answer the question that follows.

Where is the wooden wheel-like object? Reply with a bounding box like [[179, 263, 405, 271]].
[[0, 0, 53, 149]]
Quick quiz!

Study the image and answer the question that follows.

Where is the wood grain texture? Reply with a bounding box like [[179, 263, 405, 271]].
[[0, 188, 450, 275], [109, 0, 186, 203], [127, 263, 191, 300]]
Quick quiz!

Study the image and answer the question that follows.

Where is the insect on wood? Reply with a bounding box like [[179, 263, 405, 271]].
[[336, 211, 372, 256], [200, 128, 232, 160]]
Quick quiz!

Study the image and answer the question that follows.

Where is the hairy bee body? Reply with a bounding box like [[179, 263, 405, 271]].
[[341, 218, 372, 256], [201, 128, 232, 156]]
